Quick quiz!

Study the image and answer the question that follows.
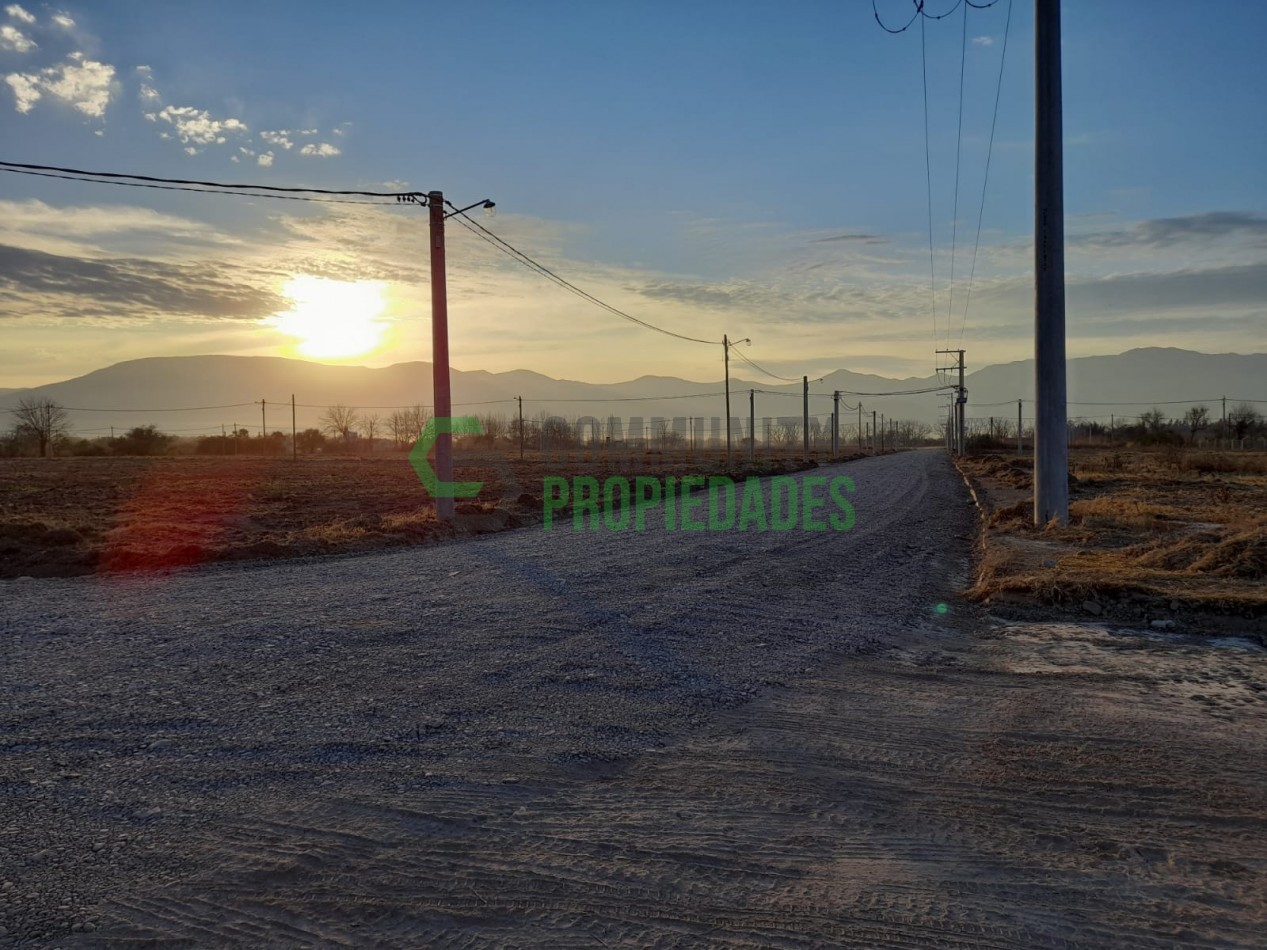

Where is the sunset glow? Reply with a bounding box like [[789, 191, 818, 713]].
[[267, 275, 389, 359]]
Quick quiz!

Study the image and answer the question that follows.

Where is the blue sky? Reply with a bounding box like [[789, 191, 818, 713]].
[[1, 0, 1264, 387]]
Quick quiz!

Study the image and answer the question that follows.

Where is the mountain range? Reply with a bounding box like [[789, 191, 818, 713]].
[[1, 348, 1264, 438]]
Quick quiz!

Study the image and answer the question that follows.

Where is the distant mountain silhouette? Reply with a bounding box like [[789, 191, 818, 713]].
[[1, 347, 1263, 436]]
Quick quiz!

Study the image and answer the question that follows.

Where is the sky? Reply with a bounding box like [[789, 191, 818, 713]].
[[1, 0, 1264, 388]]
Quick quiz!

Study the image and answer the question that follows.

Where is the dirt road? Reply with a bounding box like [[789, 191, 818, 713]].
[[2, 451, 1264, 946]]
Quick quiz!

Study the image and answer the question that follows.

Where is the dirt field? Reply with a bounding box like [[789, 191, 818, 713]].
[[960, 449, 1267, 634], [1, 449, 1264, 946], [0, 449, 841, 578]]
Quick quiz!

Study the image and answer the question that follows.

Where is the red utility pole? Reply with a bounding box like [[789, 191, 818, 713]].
[[428, 190, 454, 522]]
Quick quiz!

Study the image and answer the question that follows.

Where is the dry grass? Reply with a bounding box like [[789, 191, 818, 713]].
[[962, 449, 1267, 619], [0, 449, 839, 577]]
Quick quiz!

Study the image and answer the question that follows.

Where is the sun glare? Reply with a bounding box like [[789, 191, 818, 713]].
[[268, 275, 389, 359]]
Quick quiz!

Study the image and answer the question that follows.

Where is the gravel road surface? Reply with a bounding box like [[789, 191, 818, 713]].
[[3, 450, 1265, 947]]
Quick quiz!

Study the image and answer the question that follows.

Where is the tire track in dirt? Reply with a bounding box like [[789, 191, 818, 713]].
[[4, 452, 1264, 946]]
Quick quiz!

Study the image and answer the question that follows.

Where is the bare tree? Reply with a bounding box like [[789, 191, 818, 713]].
[[390, 404, 430, 448], [12, 398, 70, 458], [1228, 403, 1262, 443], [320, 403, 359, 442], [388, 411, 411, 449], [774, 417, 801, 448], [359, 413, 381, 451], [1139, 408, 1167, 434], [479, 412, 507, 447], [1183, 405, 1209, 444]]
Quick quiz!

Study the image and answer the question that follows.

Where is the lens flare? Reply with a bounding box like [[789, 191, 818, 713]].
[[267, 275, 389, 358]]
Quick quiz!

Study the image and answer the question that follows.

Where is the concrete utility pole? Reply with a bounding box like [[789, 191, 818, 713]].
[[1034, 0, 1069, 525], [1017, 399, 1024, 456], [260, 399, 267, 453], [880, 413, 885, 452], [832, 391, 841, 455], [872, 409, 877, 452], [802, 376, 810, 461], [723, 334, 732, 465], [937, 348, 966, 456], [291, 394, 297, 461], [857, 403, 863, 453], [517, 395, 524, 460], [722, 335, 750, 466], [749, 389, 755, 463], [428, 190, 455, 521], [1222, 395, 1227, 447]]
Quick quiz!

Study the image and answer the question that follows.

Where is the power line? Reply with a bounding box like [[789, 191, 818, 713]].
[[958, 0, 1013, 342], [541, 391, 727, 403], [0, 167, 412, 206], [5, 402, 258, 413], [0, 160, 425, 200], [729, 348, 803, 383], [842, 384, 955, 397], [872, 1, 1000, 36], [920, 9, 939, 370], [447, 207, 724, 346], [946, 0, 968, 350]]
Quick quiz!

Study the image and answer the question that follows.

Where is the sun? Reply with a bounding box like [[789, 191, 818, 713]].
[[268, 275, 390, 359]]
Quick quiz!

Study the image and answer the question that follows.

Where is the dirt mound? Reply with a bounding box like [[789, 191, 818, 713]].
[[1189, 521, 1267, 579]]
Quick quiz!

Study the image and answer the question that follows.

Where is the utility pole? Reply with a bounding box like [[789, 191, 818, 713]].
[[832, 391, 840, 455], [260, 398, 267, 454], [872, 409, 877, 452], [1018, 399, 1024, 456], [517, 396, 524, 460], [857, 403, 863, 453], [749, 389, 755, 463], [1034, 0, 1068, 524], [937, 349, 966, 456], [1222, 395, 1227, 447], [428, 191, 455, 521], [723, 334, 732, 465], [802, 376, 810, 461], [880, 413, 885, 452], [291, 394, 296, 461], [233, 422, 238, 455]]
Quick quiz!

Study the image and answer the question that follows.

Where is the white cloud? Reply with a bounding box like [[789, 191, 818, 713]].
[[0, 23, 34, 51], [4, 53, 115, 117], [0, 198, 226, 256], [972, 35, 994, 47], [156, 104, 248, 145], [51, 12, 74, 29], [257, 151, 274, 167], [299, 142, 340, 158], [4, 4, 34, 24], [230, 155, 239, 163], [183, 146, 197, 155], [238, 145, 255, 157], [297, 127, 317, 135], [134, 64, 151, 76], [260, 129, 294, 149], [138, 83, 159, 102]]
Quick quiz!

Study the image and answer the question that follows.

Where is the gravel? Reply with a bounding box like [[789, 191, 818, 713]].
[[0, 450, 975, 944]]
